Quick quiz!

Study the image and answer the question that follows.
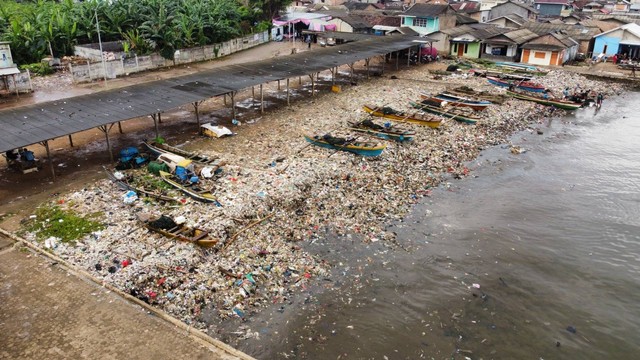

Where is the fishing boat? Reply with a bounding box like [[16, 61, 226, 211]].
[[493, 61, 541, 72], [419, 93, 491, 111], [409, 101, 480, 124], [346, 119, 415, 142], [159, 170, 218, 203], [506, 89, 583, 110], [139, 214, 217, 248], [486, 76, 546, 93], [470, 69, 533, 81], [104, 167, 178, 203], [142, 140, 223, 168], [304, 133, 386, 157], [362, 104, 442, 128]]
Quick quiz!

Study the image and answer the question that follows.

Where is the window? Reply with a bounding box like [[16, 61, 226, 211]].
[[453, 44, 458, 52], [414, 18, 429, 27], [464, 43, 468, 53], [534, 51, 546, 59], [603, 45, 608, 53]]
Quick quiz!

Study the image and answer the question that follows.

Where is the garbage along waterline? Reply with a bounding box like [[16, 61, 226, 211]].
[[237, 91, 640, 359], [12, 62, 628, 355]]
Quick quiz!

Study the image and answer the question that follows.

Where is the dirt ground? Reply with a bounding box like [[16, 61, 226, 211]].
[[0, 40, 361, 230], [0, 233, 246, 360]]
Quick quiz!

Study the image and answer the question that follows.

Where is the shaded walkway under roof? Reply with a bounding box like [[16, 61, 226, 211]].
[[0, 34, 422, 155]]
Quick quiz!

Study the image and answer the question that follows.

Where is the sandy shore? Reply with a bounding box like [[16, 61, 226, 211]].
[[3, 57, 624, 338]]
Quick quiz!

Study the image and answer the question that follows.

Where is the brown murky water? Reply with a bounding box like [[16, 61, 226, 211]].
[[232, 92, 640, 359]]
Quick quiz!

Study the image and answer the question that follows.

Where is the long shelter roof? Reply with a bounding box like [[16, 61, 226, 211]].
[[0, 34, 420, 153]]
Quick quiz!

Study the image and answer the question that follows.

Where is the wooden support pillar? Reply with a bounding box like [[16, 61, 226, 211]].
[[223, 93, 227, 106], [13, 74, 19, 97], [286, 78, 290, 106], [193, 100, 203, 134], [151, 113, 160, 139], [308, 73, 316, 96], [299, 76, 302, 85], [331, 67, 335, 85], [277, 79, 281, 90], [252, 86, 255, 101], [407, 48, 411, 67], [365, 58, 370, 79], [117, 121, 123, 134], [98, 124, 115, 163], [230, 92, 236, 119], [68, 135, 74, 147], [158, 112, 162, 123], [396, 51, 399, 70], [381, 55, 385, 74], [40, 140, 55, 181], [260, 84, 264, 114], [349, 63, 355, 82]]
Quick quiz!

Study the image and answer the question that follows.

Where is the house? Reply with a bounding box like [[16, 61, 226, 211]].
[[533, 0, 573, 17], [326, 15, 373, 33], [592, 22, 640, 58], [451, 2, 491, 22], [520, 31, 579, 65], [400, 4, 458, 35], [447, 25, 509, 58], [482, 28, 539, 61], [430, 23, 497, 53], [581, 1, 604, 12], [489, 0, 539, 21], [485, 13, 528, 27], [612, 1, 631, 13], [343, 2, 379, 12], [522, 21, 602, 54]]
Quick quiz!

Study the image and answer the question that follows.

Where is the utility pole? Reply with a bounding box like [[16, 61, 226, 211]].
[[95, 9, 108, 85]]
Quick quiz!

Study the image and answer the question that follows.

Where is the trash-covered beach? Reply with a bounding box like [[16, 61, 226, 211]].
[[18, 62, 624, 336]]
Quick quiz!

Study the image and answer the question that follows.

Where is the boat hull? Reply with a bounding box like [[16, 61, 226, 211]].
[[362, 105, 442, 128], [143, 141, 221, 167], [506, 90, 582, 110], [159, 170, 218, 203], [304, 135, 385, 156], [487, 76, 545, 93], [420, 94, 491, 111], [409, 101, 479, 124]]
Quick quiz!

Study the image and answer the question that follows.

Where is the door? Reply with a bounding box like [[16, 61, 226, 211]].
[[550, 51, 559, 65], [457, 43, 464, 57], [522, 49, 530, 63]]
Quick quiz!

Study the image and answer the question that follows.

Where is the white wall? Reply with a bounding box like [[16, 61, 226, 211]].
[[527, 50, 551, 65]]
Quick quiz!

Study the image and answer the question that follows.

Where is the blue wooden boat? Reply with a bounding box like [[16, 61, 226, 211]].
[[493, 61, 539, 72], [304, 134, 386, 157], [346, 119, 415, 142], [420, 93, 491, 111], [487, 76, 546, 93], [409, 101, 479, 124]]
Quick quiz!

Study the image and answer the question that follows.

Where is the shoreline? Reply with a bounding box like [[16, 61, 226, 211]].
[[0, 61, 625, 346]]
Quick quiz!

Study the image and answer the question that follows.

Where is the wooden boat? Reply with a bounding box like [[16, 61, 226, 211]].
[[104, 167, 178, 203], [409, 101, 480, 124], [362, 104, 442, 128], [506, 89, 583, 110], [487, 76, 546, 93], [493, 61, 540, 72], [142, 141, 223, 168], [470, 69, 533, 81], [159, 170, 218, 203], [419, 93, 491, 111], [140, 214, 217, 248], [304, 134, 386, 157], [346, 119, 415, 142]]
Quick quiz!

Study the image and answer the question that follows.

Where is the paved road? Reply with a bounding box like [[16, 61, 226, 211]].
[[0, 234, 248, 360]]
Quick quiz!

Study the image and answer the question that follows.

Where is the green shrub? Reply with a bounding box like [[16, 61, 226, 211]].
[[24, 206, 104, 243], [19, 63, 54, 76]]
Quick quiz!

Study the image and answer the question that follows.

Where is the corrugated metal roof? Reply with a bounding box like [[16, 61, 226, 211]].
[[522, 21, 601, 40], [485, 28, 539, 44], [0, 35, 419, 153], [403, 4, 450, 17]]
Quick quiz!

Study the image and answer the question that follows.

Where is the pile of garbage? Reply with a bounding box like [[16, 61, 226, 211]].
[[20, 63, 624, 332]]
